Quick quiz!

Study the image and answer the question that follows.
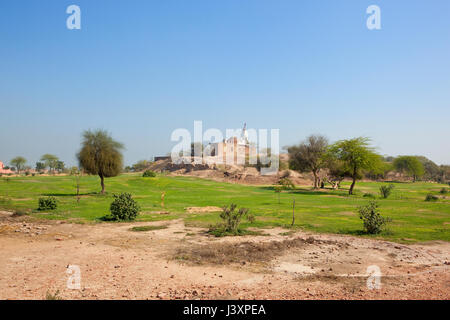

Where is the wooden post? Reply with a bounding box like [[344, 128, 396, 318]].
[[161, 192, 166, 207], [291, 198, 295, 226], [76, 172, 81, 203]]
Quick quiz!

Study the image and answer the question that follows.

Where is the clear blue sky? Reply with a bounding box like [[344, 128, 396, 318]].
[[1, 0, 449, 167]]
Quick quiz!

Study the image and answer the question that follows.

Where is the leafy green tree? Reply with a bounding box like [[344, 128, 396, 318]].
[[365, 161, 393, 180], [328, 137, 382, 195], [35, 162, 46, 172], [438, 165, 450, 184], [393, 156, 425, 182], [415, 156, 440, 181], [77, 129, 124, 193], [40, 154, 59, 173], [132, 160, 152, 172], [324, 158, 347, 189], [55, 161, 65, 172], [10, 156, 27, 174], [288, 135, 328, 189]]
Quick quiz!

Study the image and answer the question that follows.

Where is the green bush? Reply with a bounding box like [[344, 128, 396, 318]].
[[357, 201, 391, 234], [425, 193, 438, 202], [38, 197, 57, 211], [278, 177, 295, 190], [363, 193, 376, 198], [209, 204, 252, 236], [109, 193, 140, 221], [439, 188, 448, 194], [379, 184, 395, 199], [142, 170, 156, 178]]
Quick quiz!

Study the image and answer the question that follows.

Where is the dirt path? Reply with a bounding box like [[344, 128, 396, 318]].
[[0, 211, 448, 300]]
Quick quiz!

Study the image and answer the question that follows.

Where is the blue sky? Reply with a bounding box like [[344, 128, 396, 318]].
[[1, 0, 449, 167]]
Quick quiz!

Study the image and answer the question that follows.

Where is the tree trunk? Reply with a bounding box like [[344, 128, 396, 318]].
[[312, 170, 319, 189], [100, 174, 105, 194], [349, 176, 356, 195], [76, 175, 80, 203]]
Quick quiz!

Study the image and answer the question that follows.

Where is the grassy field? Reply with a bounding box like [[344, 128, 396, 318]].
[[0, 173, 449, 243]]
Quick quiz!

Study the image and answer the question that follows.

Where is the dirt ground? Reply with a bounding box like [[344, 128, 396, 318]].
[[0, 211, 448, 300]]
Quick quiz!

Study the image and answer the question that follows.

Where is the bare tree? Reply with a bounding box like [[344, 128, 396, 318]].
[[287, 135, 328, 189]]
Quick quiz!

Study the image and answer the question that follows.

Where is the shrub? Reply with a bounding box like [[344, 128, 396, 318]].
[[278, 177, 295, 190], [38, 197, 57, 211], [45, 290, 62, 300], [357, 201, 391, 234], [142, 170, 156, 178], [379, 184, 395, 199], [12, 209, 29, 217], [425, 193, 438, 202], [209, 204, 252, 236], [363, 193, 376, 198], [109, 193, 140, 221], [439, 188, 448, 194]]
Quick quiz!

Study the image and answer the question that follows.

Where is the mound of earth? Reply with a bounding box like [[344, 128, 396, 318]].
[[147, 159, 316, 185]]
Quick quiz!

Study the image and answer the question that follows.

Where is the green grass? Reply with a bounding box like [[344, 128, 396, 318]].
[[0, 173, 449, 243]]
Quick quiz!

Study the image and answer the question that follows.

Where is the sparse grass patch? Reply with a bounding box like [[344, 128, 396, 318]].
[[12, 209, 29, 217], [45, 290, 62, 300], [129, 225, 167, 232]]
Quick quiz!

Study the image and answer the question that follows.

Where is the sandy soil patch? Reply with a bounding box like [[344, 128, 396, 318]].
[[185, 206, 222, 213], [0, 213, 448, 300]]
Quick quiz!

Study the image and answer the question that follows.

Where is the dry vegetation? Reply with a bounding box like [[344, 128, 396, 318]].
[[174, 237, 342, 266]]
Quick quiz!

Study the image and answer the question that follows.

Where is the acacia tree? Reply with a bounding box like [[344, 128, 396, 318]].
[[132, 160, 152, 172], [10, 156, 27, 174], [393, 156, 424, 182], [287, 135, 328, 189], [40, 154, 59, 173], [328, 137, 382, 195], [77, 129, 124, 194], [35, 162, 46, 172]]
